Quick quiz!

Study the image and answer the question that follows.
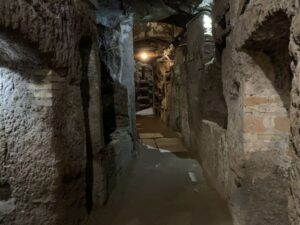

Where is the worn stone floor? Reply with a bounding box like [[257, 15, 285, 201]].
[[97, 116, 233, 225]]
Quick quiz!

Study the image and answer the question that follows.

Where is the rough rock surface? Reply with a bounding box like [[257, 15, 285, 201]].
[[168, 44, 191, 146], [206, 0, 300, 224], [98, 9, 136, 203], [166, 1, 300, 224], [0, 1, 108, 225]]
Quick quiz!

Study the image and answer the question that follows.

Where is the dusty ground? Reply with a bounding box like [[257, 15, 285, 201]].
[[97, 116, 233, 225]]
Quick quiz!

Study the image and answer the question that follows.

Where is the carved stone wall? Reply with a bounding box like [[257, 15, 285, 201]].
[[0, 1, 107, 225], [211, 0, 300, 224]]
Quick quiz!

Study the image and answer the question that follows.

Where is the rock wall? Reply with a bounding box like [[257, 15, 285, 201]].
[[167, 2, 300, 224], [210, 0, 300, 224], [183, 11, 228, 173], [0, 1, 122, 224], [168, 0, 300, 224], [164, 10, 229, 199], [290, 9, 300, 225], [168, 44, 191, 146], [98, 13, 136, 200], [170, 3, 300, 224], [0, 0, 96, 80]]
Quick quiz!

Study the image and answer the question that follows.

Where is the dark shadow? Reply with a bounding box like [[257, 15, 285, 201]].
[[100, 51, 117, 145], [0, 28, 54, 70], [79, 37, 94, 213], [198, 60, 228, 129], [247, 49, 293, 112], [239, 0, 250, 15], [172, 152, 192, 159], [98, 24, 126, 206], [242, 10, 293, 112], [0, 182, 12, 201]]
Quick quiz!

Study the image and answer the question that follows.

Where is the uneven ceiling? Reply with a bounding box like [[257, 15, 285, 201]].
[[96, 0, 213, 64], [96, 0, 213, 28]]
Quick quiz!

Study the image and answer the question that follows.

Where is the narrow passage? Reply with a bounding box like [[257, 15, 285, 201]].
[[98, 115, 233, 225]]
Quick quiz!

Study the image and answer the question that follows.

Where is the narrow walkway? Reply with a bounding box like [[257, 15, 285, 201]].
[[98, 116, 233, 225]]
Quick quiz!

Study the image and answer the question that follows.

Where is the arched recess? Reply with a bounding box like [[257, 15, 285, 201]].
[[242, 10, 292, 154], [237, 10, 293, 224], [0, 29, 61, 224]]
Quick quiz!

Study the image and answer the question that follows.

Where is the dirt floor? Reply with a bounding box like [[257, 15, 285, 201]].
[[97, 116, 233, 225]]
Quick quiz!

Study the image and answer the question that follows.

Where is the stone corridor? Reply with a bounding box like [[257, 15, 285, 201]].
[[97, 115, 233, 225], [1, 0, 300, 225]]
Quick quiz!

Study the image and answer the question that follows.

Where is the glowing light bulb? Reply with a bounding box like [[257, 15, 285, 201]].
[[140, 52, 149, 61]]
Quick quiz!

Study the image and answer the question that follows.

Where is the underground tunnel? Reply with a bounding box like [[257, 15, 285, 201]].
[[0, 0, 300, 225]]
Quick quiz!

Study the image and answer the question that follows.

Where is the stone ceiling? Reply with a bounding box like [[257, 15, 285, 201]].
[[96, 0, 213, 28], [124, 0, 212, 26], [96, 0, 213, 63]]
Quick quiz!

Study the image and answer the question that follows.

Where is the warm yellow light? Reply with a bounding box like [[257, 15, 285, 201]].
[[140, 52, 149, 61]]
